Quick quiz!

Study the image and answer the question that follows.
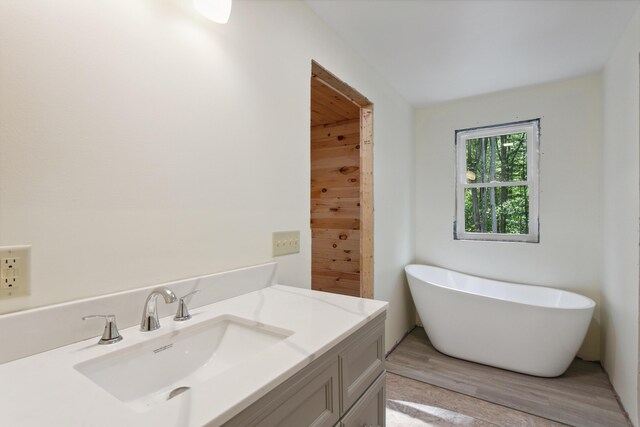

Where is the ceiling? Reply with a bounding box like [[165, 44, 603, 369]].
[[311, 76, 360, 126], [306, 0, 640, 107]]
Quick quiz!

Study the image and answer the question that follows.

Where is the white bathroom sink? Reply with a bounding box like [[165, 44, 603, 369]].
[[74, 315, 293, 411]]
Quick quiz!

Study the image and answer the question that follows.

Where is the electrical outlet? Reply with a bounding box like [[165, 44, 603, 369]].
[[1, 257, 20, 289], [0, 246, 30, 297], [272, 231, 300, 257]]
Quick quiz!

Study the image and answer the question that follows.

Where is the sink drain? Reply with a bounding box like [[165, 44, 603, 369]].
[[167, 386, 191, 400]]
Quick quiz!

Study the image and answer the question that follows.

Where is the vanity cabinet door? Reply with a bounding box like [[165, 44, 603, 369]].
[[223, 358, 340, 427], [340, 373, 385, 427], [340, 320, 385, 414]]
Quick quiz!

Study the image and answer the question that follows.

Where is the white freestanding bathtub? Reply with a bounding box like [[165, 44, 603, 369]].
[[405, 264, 595, 377]]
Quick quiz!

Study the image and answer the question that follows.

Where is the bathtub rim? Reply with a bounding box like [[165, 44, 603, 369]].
[[405, 264, 596, 311]]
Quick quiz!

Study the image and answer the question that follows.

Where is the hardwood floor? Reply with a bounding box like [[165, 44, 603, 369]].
[[385, 328, 630, 427], [386, 373, 566, 426]]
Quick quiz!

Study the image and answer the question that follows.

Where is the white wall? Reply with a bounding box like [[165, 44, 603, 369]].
[[415, 74, 603, 361], [602, 5, 640, 426], [0, 0, 415, 351]]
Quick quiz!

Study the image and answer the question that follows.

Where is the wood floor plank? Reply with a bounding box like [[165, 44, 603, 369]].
[[385, 328, 630, 427], [386, 373, 566, 427]]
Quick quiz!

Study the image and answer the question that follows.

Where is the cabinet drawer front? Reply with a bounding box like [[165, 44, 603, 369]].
[[224, 358, 340, 427], [340, 372, 386, 427], [340, 321, 385, 413]]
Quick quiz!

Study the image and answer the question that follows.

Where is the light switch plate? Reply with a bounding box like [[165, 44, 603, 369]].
[[272, 231, 300, 256], [0, 245, 31, 298]]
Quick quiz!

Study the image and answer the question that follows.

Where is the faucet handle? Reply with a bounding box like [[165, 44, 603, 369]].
[[174, 290, 201, 322], [82, 314, 123, 345]]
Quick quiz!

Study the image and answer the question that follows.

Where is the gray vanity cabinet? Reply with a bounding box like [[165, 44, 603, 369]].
[[222, 313, 386, 427], [340, 373, 385, 427]]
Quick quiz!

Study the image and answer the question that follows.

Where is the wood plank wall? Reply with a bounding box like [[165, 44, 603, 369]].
[[311, 118, 361, 296]]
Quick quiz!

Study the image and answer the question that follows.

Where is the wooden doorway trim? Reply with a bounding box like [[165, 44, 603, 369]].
[[311, 60, 374, 299]]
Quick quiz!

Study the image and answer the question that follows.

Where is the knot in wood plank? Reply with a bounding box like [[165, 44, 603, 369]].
[[339, 166, 359, 175]]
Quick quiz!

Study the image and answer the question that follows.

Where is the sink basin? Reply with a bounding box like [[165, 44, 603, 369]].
[[74, 315, 293, 411]]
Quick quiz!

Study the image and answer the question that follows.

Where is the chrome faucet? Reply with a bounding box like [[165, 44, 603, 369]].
[[174, 290, 201, 321], [140, 287, 177, 331], [82, 314, 123, 345]]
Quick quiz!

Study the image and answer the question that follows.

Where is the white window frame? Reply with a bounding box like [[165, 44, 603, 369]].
[[455, 119, 540, 243]]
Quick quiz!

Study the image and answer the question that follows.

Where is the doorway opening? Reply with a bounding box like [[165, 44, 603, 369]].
[[310, 60, 373, 298]]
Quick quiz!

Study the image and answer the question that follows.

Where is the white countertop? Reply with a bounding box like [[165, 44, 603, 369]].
[[0, 284, 387, 426]]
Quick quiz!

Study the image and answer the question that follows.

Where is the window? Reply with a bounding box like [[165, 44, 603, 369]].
[[455, 119, 539, 242]]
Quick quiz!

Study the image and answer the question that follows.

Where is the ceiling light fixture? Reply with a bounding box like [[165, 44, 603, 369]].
[[194, 0, 232, 24]]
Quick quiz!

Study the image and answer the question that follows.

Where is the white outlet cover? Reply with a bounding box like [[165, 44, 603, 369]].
[[0, 246, 30, 298]]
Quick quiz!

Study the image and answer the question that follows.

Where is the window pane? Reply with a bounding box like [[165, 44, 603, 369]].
[[465, 133, 527, 184], [464, 186, 529, 234]]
